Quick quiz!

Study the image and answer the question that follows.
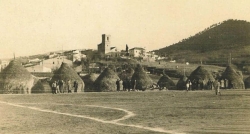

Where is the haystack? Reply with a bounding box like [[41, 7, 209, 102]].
[[93, 67, 120, 92], [0, 60, 34, 94], [81, 73, 99, 92], [51, 62, 84, 92], [176, 75, 188, 90], [221, 66, 244, 89], [118, 67, 134, 81], [131, 64, 153, 91], [38, 78, 52, 93], [189, 66, 215, 89], [157, 73, 176, 90], [31, 77, 45, 93]]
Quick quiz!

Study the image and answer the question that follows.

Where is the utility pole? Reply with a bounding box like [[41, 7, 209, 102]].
[[228, 53, 232, 65], [183, 66, 186, 76], [229, 53, 231, 65], [62, 45, 64, 62]]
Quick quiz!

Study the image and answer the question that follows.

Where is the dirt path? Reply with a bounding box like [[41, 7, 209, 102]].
[[0, 101, 184, 134]]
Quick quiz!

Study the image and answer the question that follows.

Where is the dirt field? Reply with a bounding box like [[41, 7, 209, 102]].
[[0, 90, 250, 134]]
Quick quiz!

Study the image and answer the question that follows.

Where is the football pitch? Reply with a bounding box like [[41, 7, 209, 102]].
[[0, 90, 250, 134]]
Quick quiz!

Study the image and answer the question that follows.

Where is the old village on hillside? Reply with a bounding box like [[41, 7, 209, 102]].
[[1, 20, 250, 94]]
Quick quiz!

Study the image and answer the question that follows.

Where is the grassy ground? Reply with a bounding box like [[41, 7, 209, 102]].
[[1, 90, 250, 134]]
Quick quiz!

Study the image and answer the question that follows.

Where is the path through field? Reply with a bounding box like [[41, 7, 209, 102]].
[[0, 101, 183, 134], [1, 90, 250, 134]]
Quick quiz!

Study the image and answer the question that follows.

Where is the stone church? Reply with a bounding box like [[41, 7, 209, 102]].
[[97, 34, 118, 56]]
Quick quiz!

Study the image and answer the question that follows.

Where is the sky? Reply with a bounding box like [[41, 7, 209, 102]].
[[1, 0, 250, 59]]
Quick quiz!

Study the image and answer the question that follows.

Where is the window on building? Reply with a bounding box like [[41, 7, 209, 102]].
[[107, 37, 109, 41]]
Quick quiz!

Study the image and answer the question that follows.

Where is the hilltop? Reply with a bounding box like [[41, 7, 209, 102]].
[[155, 19, 250, 65]]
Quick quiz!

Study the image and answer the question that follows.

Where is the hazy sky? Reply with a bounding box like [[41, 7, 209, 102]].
[[1, 0, 250, 59]]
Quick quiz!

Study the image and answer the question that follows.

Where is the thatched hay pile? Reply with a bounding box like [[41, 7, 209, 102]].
[[93, 67, 120, 92], [118, 67, 134, 81], [81, 73, 99, 92], [221, 66, 244, 89], [31, 77, 46, 93], [51, 62, 84, 92], [176, 75, 188, 90], [189, 66, 215, 89], [38, 78, 52, 93], [131, 64, 153, 91], [157, 74, 176, 90], [0, 60, 34, 94]]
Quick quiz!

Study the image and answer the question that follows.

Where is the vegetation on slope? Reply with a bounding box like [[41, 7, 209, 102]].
[[155, 19, 250, 64]]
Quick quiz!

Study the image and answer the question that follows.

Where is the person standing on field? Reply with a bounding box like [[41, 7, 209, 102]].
[[127, 79, 131, 91], [67, 80, 71, 93], [220, 79, 225, 89], [186, 80, 190, 91], [225, 79, 228, 89], [58, 79, 64, 93], [52, 81, 57, 94], [56, 80, 60, 93], [73, 80, 78, 93], [189, 80, 192, 90], [116, 79, 120, 91], [122, 79, 127, 91], [216, 80, 221, 95]]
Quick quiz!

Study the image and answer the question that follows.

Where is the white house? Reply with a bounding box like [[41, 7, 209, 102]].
[[29, 58, 41, 63], [48, 53, 58, 59], [41, 56, 72, 71], [129, 47, 145, 57], [73, 53, 86, 62], [143, 52, 159, 62], [26, 65, 52, 72]]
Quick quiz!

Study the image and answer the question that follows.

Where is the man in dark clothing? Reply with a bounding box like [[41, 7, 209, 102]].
[[127, 79, 131, 91], [52, 81, 57, 94], [58, 80, 64, 93], [73, 80, 78, 93], [67, 80, 71, 93], [122, 80, 127, 91], [116, 79, 120, 91]]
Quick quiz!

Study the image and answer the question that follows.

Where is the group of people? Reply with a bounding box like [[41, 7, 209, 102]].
[[116, 78, 137, 91], [185, 78, 230, 95], [52, 79, 79, 94], [185, 78, 206, 91]]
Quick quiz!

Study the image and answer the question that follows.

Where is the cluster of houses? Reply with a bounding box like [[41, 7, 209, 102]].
[[0, 34, 165, 74], [97, 34, 161, 62]]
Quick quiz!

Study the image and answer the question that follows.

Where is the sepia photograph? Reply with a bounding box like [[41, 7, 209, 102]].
[[0, 0, 250, 133]]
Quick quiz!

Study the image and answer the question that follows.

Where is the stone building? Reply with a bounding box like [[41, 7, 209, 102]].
[[129, 47, 145, 57], [97, 34, 118, 55]]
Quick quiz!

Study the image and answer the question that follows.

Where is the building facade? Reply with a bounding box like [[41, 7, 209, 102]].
[[129, 47, 145, 57], [98, 34, 111, 55], [97, 34, 119, 56]]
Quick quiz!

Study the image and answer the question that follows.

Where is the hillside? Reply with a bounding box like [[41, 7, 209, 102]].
[[155, 19, 250, 65]]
